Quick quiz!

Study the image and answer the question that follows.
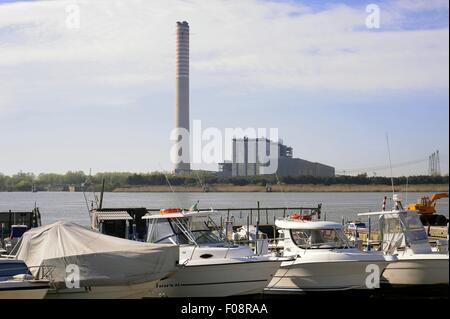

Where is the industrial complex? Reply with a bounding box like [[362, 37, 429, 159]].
[[218, 138, 335, 177], [173, 21, 335, 177]]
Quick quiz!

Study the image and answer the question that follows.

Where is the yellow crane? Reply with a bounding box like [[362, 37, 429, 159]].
[[407, 193, 449, 226]]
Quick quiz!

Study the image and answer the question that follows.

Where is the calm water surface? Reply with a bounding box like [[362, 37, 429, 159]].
[[0, 192, 448, 226]]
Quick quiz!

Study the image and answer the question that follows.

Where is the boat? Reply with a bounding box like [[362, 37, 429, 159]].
[[1, 208, 42, 253], [11, 221, 179, 299], [358, 195, 449, 286], [143, 208, 283, 297], [2, 225, 29, 254], [265, 215, 391, 293], [0, 258, 50, 299], [346, 221, 367, 231]]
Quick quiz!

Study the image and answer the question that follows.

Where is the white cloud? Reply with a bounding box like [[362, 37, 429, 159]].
[[0, 0, 448, 115]]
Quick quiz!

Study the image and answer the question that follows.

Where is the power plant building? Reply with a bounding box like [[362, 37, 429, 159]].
[[219, 138, 335, 177]]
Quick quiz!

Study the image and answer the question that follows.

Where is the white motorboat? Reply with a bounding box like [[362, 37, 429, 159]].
[[0, 258, 50, 299], [11, 221, 179, 299], [265, 215, 391, 293], [358, 195, 449, 286], [143, 208, 283, 297]]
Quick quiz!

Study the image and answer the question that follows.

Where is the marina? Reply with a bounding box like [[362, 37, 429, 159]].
[[0, 190, 448, 299]]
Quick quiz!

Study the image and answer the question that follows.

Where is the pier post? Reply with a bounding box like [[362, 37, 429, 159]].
[[273, 216, 276, 240], [99, 178, 105, 209], [226, 209, 230, 240], [246, 215, 250, 243], [257, 201, 260, 224]]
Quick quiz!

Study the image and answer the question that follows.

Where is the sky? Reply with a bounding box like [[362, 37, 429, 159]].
[[0, 0, 448, 176]]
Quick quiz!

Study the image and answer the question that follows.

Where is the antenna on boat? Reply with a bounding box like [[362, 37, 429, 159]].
[[275, 173, 291, 219], [82, 168, 93, 216], [386, 133, 395, 197], [405, 176, 409, 204], [193, 169, 207, 193], [159, 164, 184, 212]]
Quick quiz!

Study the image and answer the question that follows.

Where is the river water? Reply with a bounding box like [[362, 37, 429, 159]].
[[0, 192, 448, 226]]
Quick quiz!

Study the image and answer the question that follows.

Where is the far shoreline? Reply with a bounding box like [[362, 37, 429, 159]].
[[111, 184, 449, 193]]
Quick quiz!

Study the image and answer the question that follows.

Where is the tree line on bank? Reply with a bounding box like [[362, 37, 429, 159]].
[[0, 171, 448, 192]]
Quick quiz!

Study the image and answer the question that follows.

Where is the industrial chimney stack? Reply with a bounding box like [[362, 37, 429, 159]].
[[174, 21, 191, 173]]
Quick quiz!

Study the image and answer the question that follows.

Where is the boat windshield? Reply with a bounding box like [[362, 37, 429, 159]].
[[290, 229, 350, 249], [10, 226, 28, 238], [391, 212, 428, 243], [147, 216, 224, 245], [381, 213, 428, 242], [178, 217, 223, 245]]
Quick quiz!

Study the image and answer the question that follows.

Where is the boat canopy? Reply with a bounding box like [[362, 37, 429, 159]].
[[93, 211, 132, 221], [359, 210, 432, 254], [358, 210, 404, 217], [12, 221, 179, 289], [275, 219, 342, 230], [90, 210, 133, 231]]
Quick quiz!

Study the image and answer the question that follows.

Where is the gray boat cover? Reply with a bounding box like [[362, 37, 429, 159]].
[[14, 221, 178, 288]]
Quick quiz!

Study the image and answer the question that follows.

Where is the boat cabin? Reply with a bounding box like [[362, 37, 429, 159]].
[[276, 219, 351, 254], [143, 209, 225, 246], [359, 210, 432, 255]]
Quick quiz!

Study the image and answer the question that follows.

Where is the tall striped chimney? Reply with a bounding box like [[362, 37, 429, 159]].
[[174, 21, 190, 172]]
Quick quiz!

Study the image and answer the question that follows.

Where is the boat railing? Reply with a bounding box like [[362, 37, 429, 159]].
[[27, 265, 55, 281], [146, 204, 322, 234], [171, 218, 198, 245]]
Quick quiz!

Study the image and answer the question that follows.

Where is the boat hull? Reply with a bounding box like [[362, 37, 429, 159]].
[[382, 255, 449, 286], [45, 280, 158, 299], [266, 259, 389, 293], [148, 259, 281, 297], [0, 281, 49, 299]]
